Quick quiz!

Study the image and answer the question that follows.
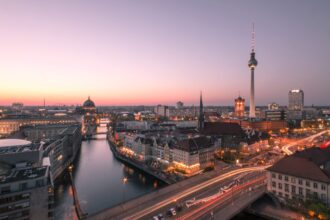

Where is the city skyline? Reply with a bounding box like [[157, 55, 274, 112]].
[[1, 0, 330, 106]]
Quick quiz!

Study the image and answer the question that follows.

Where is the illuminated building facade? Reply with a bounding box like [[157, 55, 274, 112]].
[[173, 136, 215, 175], [288, 89, 304, 111], [222, 118, 287, 132], [234, 96, 245, 118], [0, 115, 78, 137]]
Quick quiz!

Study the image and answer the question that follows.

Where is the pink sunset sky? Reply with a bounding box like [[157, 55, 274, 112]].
[[1, 0, 330, 106]]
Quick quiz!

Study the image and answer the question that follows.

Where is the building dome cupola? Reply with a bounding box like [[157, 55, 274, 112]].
[[83, 96, 95, 108]]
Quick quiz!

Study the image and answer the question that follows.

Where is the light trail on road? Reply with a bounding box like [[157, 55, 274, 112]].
[[282, 130, 328, 155], [178, 176, 266, 220], [123, 166, 270, 220]]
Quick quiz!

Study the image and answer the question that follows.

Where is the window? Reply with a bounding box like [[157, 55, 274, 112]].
[[1, 186, 10, 194], [278, 183, 282, 189], [321, 193, 326, 201], [298, 179, 303, 185], [291, 185, 296, 194], [321, 184, 326, 191], [306, 181, 310, 187], [299, 187, 303, 195], [278, 192, 283, 197], [284, 176, 289, 181], [278, 174, 282, 180], [272, 182, 276, 188], [313, 192, 318, 199], [291, 177, 296, 184], [313, 182, 318, 189], [19, 182, 28, 191], [36, 179, 44, 187], [285, 184, 289, 192], [272, 173, 276, 178]]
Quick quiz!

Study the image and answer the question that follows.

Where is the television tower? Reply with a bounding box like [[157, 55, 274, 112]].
[[248, 23, 258, 118]]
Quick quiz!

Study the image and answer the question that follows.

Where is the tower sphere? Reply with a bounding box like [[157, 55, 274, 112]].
[[248, 52, 258, 69]]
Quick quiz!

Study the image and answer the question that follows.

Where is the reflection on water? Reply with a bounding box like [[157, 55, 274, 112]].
[[54, 126, 162, 220]]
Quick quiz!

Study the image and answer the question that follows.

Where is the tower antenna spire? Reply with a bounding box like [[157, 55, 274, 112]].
[[251, 22, 255, 52]]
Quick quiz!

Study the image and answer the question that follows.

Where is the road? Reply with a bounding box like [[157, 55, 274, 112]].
[[282, 130, 329, 155], [177, 176, 266, 220], [122, 166, 270, 220]]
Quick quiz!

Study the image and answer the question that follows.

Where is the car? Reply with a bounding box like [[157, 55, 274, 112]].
[[176, 204, 183, 212], [170, 208, 177, 216]]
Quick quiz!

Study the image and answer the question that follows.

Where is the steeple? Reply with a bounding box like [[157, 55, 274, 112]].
[[198, 91, 204, 131]]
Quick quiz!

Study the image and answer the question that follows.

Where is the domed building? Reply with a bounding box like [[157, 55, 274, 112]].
[[82, 96, 96, 114], [82, 97, 98, 138]]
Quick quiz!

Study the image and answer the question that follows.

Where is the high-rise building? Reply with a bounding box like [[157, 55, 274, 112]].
[[248, 24, 258, 118], [288, 89, 304, 111], [234, 96, 245, 118], [154, 105, 170, 118]]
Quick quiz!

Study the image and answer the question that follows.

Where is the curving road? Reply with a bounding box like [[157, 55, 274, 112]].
[[282, 130, 329, 155]]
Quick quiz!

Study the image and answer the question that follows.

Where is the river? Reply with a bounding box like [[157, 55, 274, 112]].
[[54, 125, 162, 220]]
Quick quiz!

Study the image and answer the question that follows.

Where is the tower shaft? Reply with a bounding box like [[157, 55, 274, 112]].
[[249, 69, 255, 118]]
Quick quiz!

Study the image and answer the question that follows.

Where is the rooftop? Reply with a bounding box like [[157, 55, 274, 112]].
[[0, 166, 48, 184], [202, 122, 244, 136], [174, 136, 213, 153], [0, 139, 40, 154], [267, 147, 330, 184], [0, 139, 31, 148]]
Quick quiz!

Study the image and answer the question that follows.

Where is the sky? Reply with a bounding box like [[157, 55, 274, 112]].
[[0, 0, 330, 106]]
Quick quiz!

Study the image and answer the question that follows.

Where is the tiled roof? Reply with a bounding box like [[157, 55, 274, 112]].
[[202, 122, 244, 136], [267, 147, 330, 183], [174, 136, 212, 153]]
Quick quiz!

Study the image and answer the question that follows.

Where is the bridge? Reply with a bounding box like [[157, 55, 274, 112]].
[[178, 176, 266, 220], [87, 165, 269, 220]]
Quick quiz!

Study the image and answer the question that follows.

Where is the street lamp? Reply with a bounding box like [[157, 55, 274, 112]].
[[122, 177, 128, 204], [68, 165, 73, 173]]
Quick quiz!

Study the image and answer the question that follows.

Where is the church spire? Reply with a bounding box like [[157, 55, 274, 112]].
[[198, 91, 204, 131]]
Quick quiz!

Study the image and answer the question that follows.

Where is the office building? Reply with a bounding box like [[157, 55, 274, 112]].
[[154, 105, 170, 118], [288, 89, 304, 111]]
